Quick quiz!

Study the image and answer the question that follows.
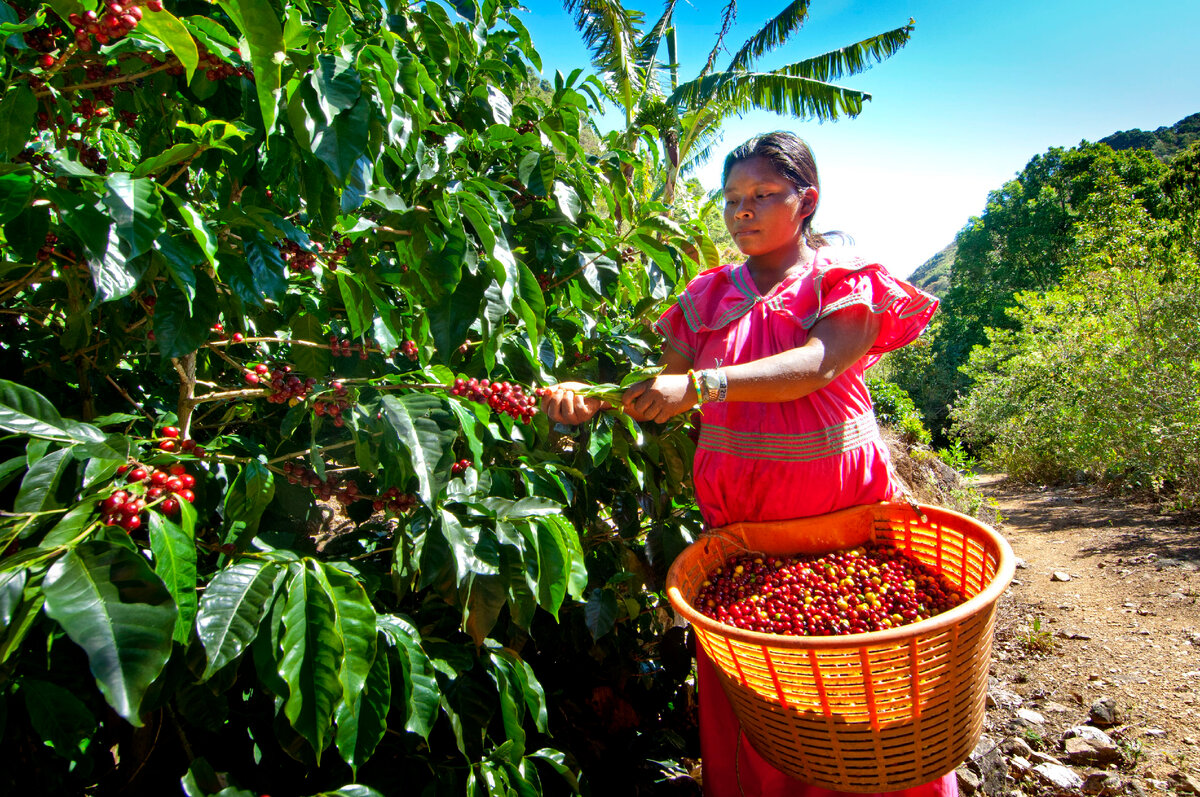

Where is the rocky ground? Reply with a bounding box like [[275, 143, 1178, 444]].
[[958, 475, 1200, 797]]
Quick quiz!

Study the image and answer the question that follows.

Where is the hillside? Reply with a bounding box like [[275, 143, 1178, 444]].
[[908, 242, 955, 297], [1101, 111, 1200, 161], [909, 112, 1200, 295]]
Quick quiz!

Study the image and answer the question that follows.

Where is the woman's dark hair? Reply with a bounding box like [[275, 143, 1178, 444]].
[[723, 131, 828, 248]]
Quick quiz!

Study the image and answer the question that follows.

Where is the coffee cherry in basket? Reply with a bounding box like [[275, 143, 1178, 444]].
[[693, 542, 965, 636]]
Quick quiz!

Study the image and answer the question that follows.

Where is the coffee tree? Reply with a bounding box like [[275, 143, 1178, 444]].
[[0, 0, 712, 793]]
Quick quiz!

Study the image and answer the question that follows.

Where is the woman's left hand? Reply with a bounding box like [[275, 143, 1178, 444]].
[[622, 374, 696, 422]]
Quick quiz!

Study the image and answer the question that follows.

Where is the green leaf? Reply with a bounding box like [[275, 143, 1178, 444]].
[[132, 142, 201, 180], [0, 171, 33, 224], [13, 446, 70, 515], [584, 588, 619, 641], [0, 380, 122, 459], [148, 510, 198, 645], [532, 519, 568, 620], [154, 272, 219, 359], [528, 748, 581, 792], [0, 89, 36, 159], [314, 54, 363, 116], [429, 267, 485, 360], [0, 568, 25, 627], [463, 571, 505, 646], [139, 7, 201, 82], [334, 634, 391, 773], [103, 173, 165, 262], [42, 541, 177, 725], [313, 97, 371, 184], [378, 393, 456, 504], [44, 186, 109, 261], [377, 614, 439, 739], [165, 192, 218, 268], [336, 271, 370, 339], [552, 181, 581, 223], [312, 563, 376, 729], [196, 561, 282, 678], [244, 232, 288, 304], [218, 0, 285, 134], [279, 565, 344, 763], [21, 679, 98, 762], [485, 645, 526, 758]]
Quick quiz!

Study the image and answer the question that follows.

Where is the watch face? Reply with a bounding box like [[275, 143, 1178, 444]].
[[702, 371, 720, 398]]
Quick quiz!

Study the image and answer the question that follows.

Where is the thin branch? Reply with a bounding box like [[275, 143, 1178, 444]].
[[34, 60, 177, 97], [192, 387, 270, 404], [104, 373, 155, 421], [266, 438, 359, 465]]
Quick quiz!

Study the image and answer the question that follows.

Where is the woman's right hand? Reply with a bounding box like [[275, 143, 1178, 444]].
[[540, 382, 609, 425]]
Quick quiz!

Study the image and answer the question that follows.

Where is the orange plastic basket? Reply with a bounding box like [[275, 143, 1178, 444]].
[[666, 502, 1014, 792]]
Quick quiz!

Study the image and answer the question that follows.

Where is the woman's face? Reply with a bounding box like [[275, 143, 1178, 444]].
[[722, 156, 816, 263]]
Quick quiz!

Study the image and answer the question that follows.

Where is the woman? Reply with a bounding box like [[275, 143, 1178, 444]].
[[542, 131, 947, 797]]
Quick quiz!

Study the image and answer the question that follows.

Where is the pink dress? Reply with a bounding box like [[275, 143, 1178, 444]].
[[655, 248, 952, 797]]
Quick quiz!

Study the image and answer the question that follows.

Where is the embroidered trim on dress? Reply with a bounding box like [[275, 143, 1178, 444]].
[[654, 317, 696, 360], [698, 410, 881, 462]]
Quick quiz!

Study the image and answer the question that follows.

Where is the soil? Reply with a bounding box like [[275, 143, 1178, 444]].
[[975, 473, 1200, 788]]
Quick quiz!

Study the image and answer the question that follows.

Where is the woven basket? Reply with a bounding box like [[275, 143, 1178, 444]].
[[665, 502, 1014, 792]]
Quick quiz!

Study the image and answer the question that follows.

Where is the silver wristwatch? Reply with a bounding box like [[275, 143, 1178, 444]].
[[698, 369, 724, 404]]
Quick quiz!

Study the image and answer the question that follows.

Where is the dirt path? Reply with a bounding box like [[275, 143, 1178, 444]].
[[976, 474, 1200, 789]]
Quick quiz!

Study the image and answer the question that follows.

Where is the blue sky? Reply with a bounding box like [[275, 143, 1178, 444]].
[[514, 0, 1200, 277]]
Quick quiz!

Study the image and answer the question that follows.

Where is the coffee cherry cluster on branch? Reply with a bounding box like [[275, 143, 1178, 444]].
[[102, 463, 196, 531], [313, 381, 351, 427], [244, 363, 316, 405], [280, 464, 416, 512], [694, 542, 965, 637], [450, 458, 471, 475], [450, 378, 539, 422], [67, 1, 162, 52], [329, 336, 368, 360]]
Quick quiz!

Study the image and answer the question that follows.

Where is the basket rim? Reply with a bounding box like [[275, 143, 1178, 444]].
[[665, 501, 1016, 650]]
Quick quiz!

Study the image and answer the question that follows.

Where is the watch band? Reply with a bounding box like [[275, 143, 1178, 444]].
[[716, 368, 728, 402]]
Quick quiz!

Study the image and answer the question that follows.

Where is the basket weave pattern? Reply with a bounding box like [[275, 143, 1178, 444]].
[[666, 502, 1014, 792]]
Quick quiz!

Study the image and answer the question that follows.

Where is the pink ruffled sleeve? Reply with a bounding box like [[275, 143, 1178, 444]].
[[654, 298, 699, 361], [810, 261, 938, 363]]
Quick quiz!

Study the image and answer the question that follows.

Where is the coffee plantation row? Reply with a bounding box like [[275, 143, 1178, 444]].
[[0, 0, 712, 793]]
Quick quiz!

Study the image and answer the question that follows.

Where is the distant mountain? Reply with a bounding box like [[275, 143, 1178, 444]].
[[1100, 112, 1200, 162], [911, 112, 1200, 296], [908, 242, 954, 298]]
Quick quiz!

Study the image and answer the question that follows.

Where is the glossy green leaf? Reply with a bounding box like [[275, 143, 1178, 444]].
[[218, 0, 285, 134], [377, 614, 439, 739], [463, 572, 506, 646], [333, 633, 391, 773], [528, 748, 581, 792], [153, 270, 220, 359], [196, 560, 283, 678], [148, 510, 198, 645], [0, 568, 25, 627], [0, 171, 33, 224], [485, 645, 532, 758], [103, 173, 165, 262], [0, 381, 121, 459], [22, 679, 97, 762], [13, 446, 70, 515], [42, 541, 176, 725], [138, 8, 201, 83], [279, 565, 344, 762], [313, 97, 372, 184], [584, 588, 619, 641], [378, 393, 456, 504], [0, 89, 36, 159], [312, 563, 376, 724], [244, 232, 288, 304]]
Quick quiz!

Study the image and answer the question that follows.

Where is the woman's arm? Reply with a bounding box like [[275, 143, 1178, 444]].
[[540, 346, 694, 425], [623, 305, 882, 422]]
